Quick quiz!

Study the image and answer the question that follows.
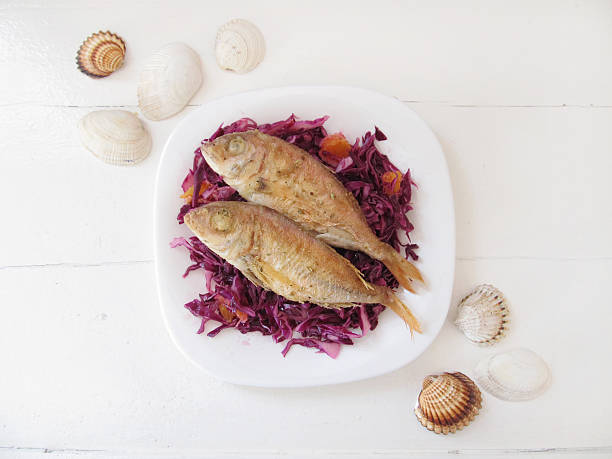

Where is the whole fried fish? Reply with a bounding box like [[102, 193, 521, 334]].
[[200, 130, 424, 293], [184, 202, 421, 333]]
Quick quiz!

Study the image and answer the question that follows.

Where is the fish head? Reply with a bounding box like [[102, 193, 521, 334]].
[[184, 202, 240, 251], [200, 130, 261, 180]]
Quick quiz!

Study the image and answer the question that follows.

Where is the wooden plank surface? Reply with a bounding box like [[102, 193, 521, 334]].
[[1, 260, 611, 454], [1, 104, 610, 265], [1, 0, 612, 107], [1, 0, 611, 457]]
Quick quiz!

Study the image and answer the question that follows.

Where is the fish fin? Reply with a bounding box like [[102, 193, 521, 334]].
[[242, 255, 293, 293], [236, 258, 267, 289], [318, 302, 357, 309], [315, 230, 363, 252], [345, 261, 375, 291], [379, 245, 424, 293], [382, 293, 422, 336], [333, 255, 375, 291]]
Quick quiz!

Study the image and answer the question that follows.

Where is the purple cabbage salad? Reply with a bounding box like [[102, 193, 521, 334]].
[[171, 114, 418, 358]]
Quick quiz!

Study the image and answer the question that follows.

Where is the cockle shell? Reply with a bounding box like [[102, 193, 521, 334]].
[[76, 31, 126, 78], [455, 284, 509, 345], [78, 110, 151, 166], [414, 372, 482, 435], [215, 19, 265, 74], [475, 348, 551, 401], [137, 43, 203, 121]]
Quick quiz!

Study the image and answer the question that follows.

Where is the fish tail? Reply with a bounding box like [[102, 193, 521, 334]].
[[379, 245, 424, 293], [383, 293, 422, 337]]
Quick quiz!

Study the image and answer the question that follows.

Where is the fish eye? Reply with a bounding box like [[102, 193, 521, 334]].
[[210, 208, 233, 232], [228, 137, 246, 155]]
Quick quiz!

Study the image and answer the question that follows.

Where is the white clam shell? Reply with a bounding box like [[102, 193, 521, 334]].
[[215, 19, 265, 74], [137, 43, 203, 121], [475, 348, 551, 401], [455, 284, 509, 345], [78, 110, 151, 166]]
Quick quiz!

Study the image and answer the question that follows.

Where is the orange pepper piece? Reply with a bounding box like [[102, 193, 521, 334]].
[[180, 182, 211, 204], [216, 295, 248, 323], [218, 304, 234, 322], [320, 133, 351, 159], [382, 170, 403, 195], [235, 310, 249, 323]]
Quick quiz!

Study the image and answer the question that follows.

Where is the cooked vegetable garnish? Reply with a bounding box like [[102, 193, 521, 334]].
[[319, 132, 352, 167], [172, 115, 418, 357], [382, 170, 403, 196]]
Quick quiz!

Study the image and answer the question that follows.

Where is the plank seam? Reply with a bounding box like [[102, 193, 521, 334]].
[[0, 260, 153, 270], [2, 102, 612, 109], [2, 256, 611, 271], [1, 445, 611, 456]]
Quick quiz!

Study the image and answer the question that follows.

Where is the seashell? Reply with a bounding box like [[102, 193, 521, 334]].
[[78, 110, 151, 166], [137, 43, 203, 121], [76, 31, 126, 78], [215, 19, 265, 74], [455, 284, 509, 345], [475, 348, 550, 401], [414, 372, 482, 435]]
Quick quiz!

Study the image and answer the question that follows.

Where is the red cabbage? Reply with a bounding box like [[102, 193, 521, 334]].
[[172, 114, 417, 357]]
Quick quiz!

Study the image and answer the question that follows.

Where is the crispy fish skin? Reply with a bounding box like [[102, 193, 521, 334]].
[[184, 202, 421, 333], [200, 130, 423, 293]]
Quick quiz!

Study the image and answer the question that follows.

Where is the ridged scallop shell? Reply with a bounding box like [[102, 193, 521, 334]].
[[78, 110, 151, 166], [455, 284, 509, 345], [215, 19, 265, 74], [137, 43, 202, 121], [475, 348, 550, 401], [76, 31, 126, 78], [414, 372, 482, 435]]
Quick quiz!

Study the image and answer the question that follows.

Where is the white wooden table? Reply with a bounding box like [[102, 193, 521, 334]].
[[1, 1, 611, 458]]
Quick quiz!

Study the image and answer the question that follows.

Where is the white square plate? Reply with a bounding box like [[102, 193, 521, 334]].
[[154, 86, 455, 387]]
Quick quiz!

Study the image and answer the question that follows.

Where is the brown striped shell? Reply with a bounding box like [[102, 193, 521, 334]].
[[77, 31, 126, 78], [414, 372, 482, 434]]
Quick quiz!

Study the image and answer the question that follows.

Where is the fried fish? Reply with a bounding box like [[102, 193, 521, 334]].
[[184, 201, 421, 333], [200, 130, 424, 292]]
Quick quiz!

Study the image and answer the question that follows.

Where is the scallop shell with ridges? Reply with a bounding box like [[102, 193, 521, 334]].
[[215, 19, 265, 74], [78, 110, 151, 166], [76, 31, 126, 78], [454, 284, 509, 345], [475, 348, 550, 401], [137, 43, 202, 121], [414, 372, 482, 435]]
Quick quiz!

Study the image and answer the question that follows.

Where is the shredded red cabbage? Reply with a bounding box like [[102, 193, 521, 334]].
[[172, 114, 418, 358]]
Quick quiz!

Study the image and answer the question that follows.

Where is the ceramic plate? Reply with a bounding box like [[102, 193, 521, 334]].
[[154, 86, 454, 387]]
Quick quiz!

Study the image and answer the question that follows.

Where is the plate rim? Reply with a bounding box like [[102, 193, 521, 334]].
[[153, 85, 455, 387]]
